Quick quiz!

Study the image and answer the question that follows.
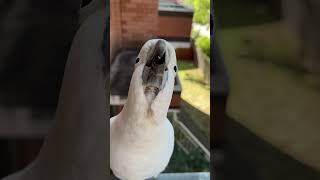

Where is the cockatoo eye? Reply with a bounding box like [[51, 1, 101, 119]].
[[136, 58, 140, 63], [174, 66, 177, 72], [165, 67, 168, 71]]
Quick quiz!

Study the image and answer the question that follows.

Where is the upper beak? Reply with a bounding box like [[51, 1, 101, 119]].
[[142, 40, 168, 93], [146, 40, 166, 65]]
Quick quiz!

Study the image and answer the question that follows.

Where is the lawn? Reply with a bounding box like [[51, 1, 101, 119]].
[[175, 61, 210, 148], [164, 61, 211, 172], [177, 61, 210, 115]]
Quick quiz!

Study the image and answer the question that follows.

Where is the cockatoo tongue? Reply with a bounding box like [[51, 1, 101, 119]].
[[144, 86, 160, 102], [142, 40, 168, 101]]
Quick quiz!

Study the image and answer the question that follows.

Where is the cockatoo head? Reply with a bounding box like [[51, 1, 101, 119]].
[[126, 39, 177, 119]]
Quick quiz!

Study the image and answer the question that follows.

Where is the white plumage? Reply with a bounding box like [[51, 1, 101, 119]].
[[110, 39, 177, 180]]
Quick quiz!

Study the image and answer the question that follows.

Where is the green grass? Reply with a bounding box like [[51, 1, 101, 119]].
[[177, 61, 210, 115], [217, 22, 320, 170], [165, 142, 209, 173], [164, 83, 210, 173]]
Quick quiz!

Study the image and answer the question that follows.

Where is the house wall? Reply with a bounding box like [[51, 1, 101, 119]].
[[111, 0, 193, 61], [120, 0, 158, 48], [110, 0, 121, 60], [157, 15, 192, 40], [110, 0, 158, 57]]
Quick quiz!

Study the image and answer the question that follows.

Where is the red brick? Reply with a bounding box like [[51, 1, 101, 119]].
[[157, 16, 192, 39], [111, 0, 158, 49]]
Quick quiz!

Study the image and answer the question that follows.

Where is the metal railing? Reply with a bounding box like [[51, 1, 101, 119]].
[[158, 172, 210, 180], [170, 112, 210, 161]]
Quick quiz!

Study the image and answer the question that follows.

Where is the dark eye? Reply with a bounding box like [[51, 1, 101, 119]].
[[136, 58, 140, 63], [165, 67, 168, 71], [174, 66, 177, 72]]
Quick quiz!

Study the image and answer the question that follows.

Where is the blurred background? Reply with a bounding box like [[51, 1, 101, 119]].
[[213, 0, 320, 179], [0, 0, 212, 179], [0, 0, 83, 178], [110, 0, 210, 176]]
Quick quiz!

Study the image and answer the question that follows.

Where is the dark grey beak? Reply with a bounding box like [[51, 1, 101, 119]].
[[146, 40, 166, 66], [142, 40, 168, 99]]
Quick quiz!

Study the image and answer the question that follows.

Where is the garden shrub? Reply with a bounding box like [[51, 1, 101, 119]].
[[196, 35, 210, 57]]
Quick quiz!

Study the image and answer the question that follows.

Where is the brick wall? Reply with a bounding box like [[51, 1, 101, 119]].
[[120, 0, 158, 48], [110, 0, 121, 60], [111, 0, 193, 61], [110, 0, 158, 56], [157, 16, 192, 39]]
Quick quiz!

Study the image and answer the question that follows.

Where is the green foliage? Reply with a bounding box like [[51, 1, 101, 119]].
[[196, 35, 210, 57], [184, 0, 210, 25], [165, 142, 210, 173], [191, 28, 200, 39]]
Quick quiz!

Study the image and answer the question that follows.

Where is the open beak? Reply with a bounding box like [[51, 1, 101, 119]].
[[142, 40, 168, 100]]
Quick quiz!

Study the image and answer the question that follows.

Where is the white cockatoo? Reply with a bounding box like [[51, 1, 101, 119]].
[[110, 39, 176, 180]]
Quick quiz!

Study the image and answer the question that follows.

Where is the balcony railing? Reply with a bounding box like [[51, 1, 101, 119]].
[[158, 172, 210, 180], [170, 112, 210, 161]]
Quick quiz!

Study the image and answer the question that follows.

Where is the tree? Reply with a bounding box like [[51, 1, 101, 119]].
[[184, 0, 210, 25]]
